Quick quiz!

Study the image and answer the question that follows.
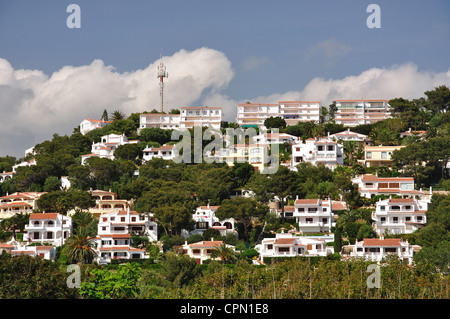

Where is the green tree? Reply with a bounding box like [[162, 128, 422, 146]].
[[264, 116, 286, 129], [161, 252, 201, 288], [79, 262, 142, 299], [216, 196, 268, 242]]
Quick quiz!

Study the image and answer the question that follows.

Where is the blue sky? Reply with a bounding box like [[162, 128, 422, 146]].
[[0, 0, 449, 157]]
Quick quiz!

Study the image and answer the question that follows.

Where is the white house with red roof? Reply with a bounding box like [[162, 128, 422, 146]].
[[24, 213, 73, 246], [351, 174, 426, 199], [181, 205, 236, 238], [0, 171, 14, 183], [291, 137, 343, 171], [79, 117, 112, 135], [81, 133, 139, 164], [182, 239, 235, 264], [0, 242, 57, 261], [90, 208, 156, 264], [252, 132, 300, 145], [142, 144, 177, 162], [327, 129, 370, 144], [349, 237, 417, 265], [0, 192, 45, 219], [256, 232, 332, 263], [372, 197, 428, 235], [293, 198, 347, 233]]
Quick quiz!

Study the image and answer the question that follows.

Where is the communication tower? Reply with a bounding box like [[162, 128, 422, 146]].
[[157, 58, 168, 112]]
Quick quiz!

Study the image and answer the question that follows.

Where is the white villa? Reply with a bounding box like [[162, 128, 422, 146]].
[[327, 129, 370, 144], [81, 133, 139, 164], [182, 239, 235, 265], [139, 113, 181, 131], [372, 198, 428, 235], [79, 117, 112, 135], [143, 144, 177, 162], [252, 132, 300, 145], [90, 209, 156, 264], [349, 237, 417, 265], [291, 138, 344, 171], [256, 232, 333, 263], [24, 213, 73, 247], [0, 171, 14, 183], [0, 242, 57, 261], [0, 192, 45, 220], [181, 205, 236, 238]]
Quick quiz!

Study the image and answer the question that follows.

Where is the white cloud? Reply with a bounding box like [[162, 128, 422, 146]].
[[306, 38, 352, 66], [0, 47, 234, 158], [241, 56, 270, 71]]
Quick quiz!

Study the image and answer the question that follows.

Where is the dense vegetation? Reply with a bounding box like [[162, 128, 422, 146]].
[[0, 85, 449, 299]]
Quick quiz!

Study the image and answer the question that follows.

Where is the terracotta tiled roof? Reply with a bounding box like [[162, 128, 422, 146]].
[[295, 199, 319, 205], [30, 213, 59, 220], [274, 238, 296, 245], [362, 238, 402, 247]]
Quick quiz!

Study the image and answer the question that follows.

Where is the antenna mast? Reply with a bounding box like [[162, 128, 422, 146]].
[[157, 56, 168, 113]]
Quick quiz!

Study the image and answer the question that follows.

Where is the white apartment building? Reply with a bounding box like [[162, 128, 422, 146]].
[[81, 133, 139, 164], [142, 144, 177, 162], [79, 117, 112, 135], [351, 174, 425, 199], [372, 198, 428, 235], [256, 232, 332, 263], [236, 101, 321, 128], [350, 237, 416, 265], [138, 113, 181, 131], [24, 213, 72, 247], [181, 205, 236, 238], [90, 209, 157, 264], [182, 240, 235, 265], [293, 198, 344, 233], [0, 192, 45, 220], [334, 99, 391, 127], [291, 138, 344, 171], [179, 106, 222, 129]]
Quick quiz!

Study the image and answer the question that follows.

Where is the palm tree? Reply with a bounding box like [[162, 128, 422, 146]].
[[62, 227, 97, 264], [111, 110, 126, 121], [210, 243, 236, 264], [343, 141, 358, 165]]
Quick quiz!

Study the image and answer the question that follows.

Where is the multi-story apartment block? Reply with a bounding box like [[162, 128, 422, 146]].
[[359, 145, 405, 168], [81, 133, 139, 164], [350, 237, 416, 265], [291, 138, 344, 171], [351, 174, 425, 199], [256, 232, 332, 263], [138, 113, 181, 131], [181, 205, 235, 238], [79, 117, 112, 135], [293, 198, 340, 233], [372, 198, 428, 235], [334, 99, 391, 127], [142, 144, 177, 162], [90, 209, 157, 264], [179, 106, 222, 129], [0, 192, 45, 219], [138, 106, 222, 131], [182, 239, 235, 265], [236, 101, 321, 128], [24, 213, 72, 246]]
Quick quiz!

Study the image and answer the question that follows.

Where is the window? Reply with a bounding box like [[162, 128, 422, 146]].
[[278, 247, 290, 253], [393, 217, 399, 223], [327, 145, 334, 151], [131, 217, 136, 222], [380, 206, 385, 211], [381, 152, 387, 159], [306, 218, 313, 223], [193, 249, 201, 255], [367, 152, 372, 159], [121, 217, 125, 222], [317, 146, 324, 151], [267, 244, 273, 250]]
